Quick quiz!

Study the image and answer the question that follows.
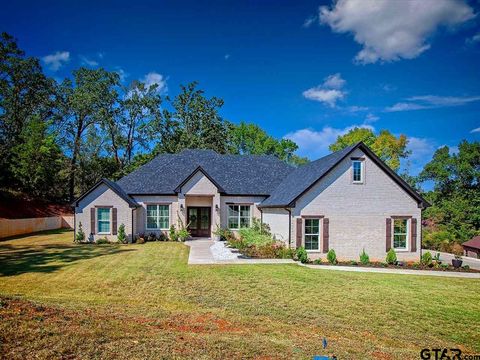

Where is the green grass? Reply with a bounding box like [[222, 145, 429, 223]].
[[1, 230, 479, 359]]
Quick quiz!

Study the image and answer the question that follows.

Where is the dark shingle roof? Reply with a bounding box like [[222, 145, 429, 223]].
[[259, 144, 357, 207], [116, 149, 295, 195]]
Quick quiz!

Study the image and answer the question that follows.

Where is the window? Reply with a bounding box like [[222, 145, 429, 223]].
[[146, 204, 170, 230], [393, 218, 409, 250], [352, 160, 364, 183], [97, 208, 111, 234], [228, 205, 251, 229], [304, 218, 320, 251]]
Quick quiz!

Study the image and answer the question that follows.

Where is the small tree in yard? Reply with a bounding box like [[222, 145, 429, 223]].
[[75, 222, 85, 242], [386, 248, 397, 265], [117, 223, 126, 243], [359, 249, 370, 265], [327, 249, 337, 264]]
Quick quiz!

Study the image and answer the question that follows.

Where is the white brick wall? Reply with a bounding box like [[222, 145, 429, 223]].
[[261, 208, 290, 244], [291, 148, 422, 261], [75, 184, 134, 242]]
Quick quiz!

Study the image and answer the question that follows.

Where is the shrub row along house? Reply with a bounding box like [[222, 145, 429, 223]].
[[73, 142, 429, 261]]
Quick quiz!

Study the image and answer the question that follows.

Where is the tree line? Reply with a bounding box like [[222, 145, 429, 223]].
[[0, 32, 307, 202], [0, 32, 478, 249]]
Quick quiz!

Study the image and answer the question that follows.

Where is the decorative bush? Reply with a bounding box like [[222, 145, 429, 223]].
[[147, 232, 157, 242], [451, 243, 464, 257], [117, 224, 126, 244], [295, 246, 308, 264], [421, 251, 432, 266], [176, 228, 190, 242], [158, 232, 168, 241], [169, 225, 176, 241], [75, 222, 85, 243], [135, 233, 145, 244], [96, 237, 109, 245], [327, 249, 337, 264], [385, 248, 397, 265], [359, 249, 370, 265], [350, 260, 358, 266], [213, 227, 235, 242], [313, 258, 322, 265], [462, 265, 470, 270]]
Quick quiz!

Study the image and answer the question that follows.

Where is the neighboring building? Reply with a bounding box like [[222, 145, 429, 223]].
[[462, 236, 480, 258], [73, 142, 429, 261]]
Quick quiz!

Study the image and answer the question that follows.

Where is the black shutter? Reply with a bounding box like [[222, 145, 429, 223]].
[[386, 218, 392, 252], [112, 208, 117, 235], [90, 208, 96, 234], [322, 218, 329, 253], [296, 218, 302, 248]]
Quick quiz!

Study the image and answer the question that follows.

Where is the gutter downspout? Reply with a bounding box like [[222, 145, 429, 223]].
[[284, 207, 292, 248], [131, 207, 135, 244], [259, 208, 263, 233], [420, 206, 423, 262], [73, 205, 76, 243]]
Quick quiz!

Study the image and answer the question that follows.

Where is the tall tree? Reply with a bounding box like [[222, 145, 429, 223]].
[[118, 80, 162, 168], [419, 140, 480, 242], [329, 127, 409, 171], [10, 115, 66, 199], [58, 68, 120, 201], [0, 32, 56, 188], [155, 82, 230, 154], [229, 121, 308, 165]]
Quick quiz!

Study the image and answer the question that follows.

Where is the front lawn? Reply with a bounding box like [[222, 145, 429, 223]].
[[1, 230, 479, 359]]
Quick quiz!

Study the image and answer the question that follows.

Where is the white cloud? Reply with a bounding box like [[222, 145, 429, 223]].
[[302, 73, 347, 107], [364, 113, 379, 123], [322, 73, 346, 89], [80, 55, 99, 67], [319, 0, 475, 64], [471, 127, 480, 133], [386, 95, 480, 112], [284, 123, 374, 159], [141, 72, 167, 94], [115, 68, 128, 82], [303, 15, 317, 28], [346, 105, 369, 113], [466, 32, 480, 45], [224, 54, 230, 60], [403, 136, 437, 175], [42, 51, 70, 71]]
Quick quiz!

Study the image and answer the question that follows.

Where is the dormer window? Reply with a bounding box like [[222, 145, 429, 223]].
[[352, 160, 364, 183]]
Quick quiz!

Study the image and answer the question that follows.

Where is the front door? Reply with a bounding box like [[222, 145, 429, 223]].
[[187, 207, 211, 237]]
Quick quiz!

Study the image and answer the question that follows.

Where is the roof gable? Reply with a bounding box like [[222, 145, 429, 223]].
[[73, 178, 139, 208], [260, 142, 429, 208], [175, 166, 224, 194]]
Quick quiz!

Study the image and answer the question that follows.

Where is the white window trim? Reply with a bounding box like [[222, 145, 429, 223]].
[[304, 218, 321, 252], [97, 207, 111, 235], [392, 218, 410, 252], [146, 204, 170, 231], [352, 160, 364, 184], [227, 204, 252, 230]]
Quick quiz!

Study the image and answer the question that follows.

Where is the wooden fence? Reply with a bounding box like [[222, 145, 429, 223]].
[[0, 215, 74, 239]]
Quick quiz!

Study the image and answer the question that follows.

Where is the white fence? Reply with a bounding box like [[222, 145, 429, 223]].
[[0, 215, 74, 239]]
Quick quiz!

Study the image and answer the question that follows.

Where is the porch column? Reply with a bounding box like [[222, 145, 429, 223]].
[[212, 192, 221, 240]]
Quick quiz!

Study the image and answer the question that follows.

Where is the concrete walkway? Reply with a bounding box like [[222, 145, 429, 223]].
[[185, 239, 295, 265], [301, 264, 480, 279], [185, 240, 480, 278]]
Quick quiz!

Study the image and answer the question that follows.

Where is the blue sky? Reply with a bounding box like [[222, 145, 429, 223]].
[[2, 0, 480, 175]]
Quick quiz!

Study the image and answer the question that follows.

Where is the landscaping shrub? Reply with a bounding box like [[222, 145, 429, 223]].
[[75, 222, 85, 243], [359, 249, 369, 265], [327, 249, 337, 264], [169, 225, 176, 241], [313, 258, 322, 265], [462, 265, 470, 270], [451, 243, 464, 256], [147, 233, 157, 242], [350, 260, 358, 266], [385, 248, 397, 265], [96, 237, 109, 245], [136, 237, 145, 244], [238, 227, 273, 247], [158, 232, 168, 241], [213, 227, 235, 242], [117, 224, 126, 244], [135, 233, 145, 244], [421, 251, 432, 266], [176, 228, 190, 242], [295, 246, 308, 264]]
